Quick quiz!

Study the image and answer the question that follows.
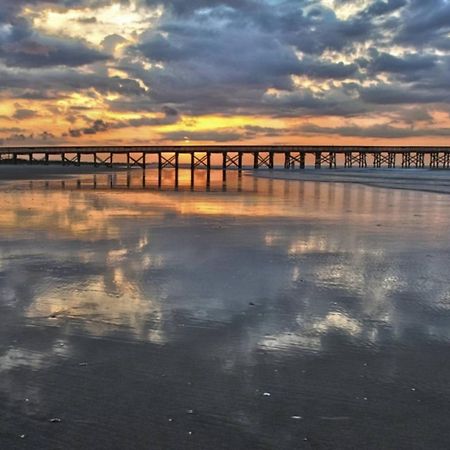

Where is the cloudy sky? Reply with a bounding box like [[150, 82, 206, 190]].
[[1, 0, 450, 146]]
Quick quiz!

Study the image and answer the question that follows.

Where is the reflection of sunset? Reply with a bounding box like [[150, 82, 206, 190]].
[[1, 171, 450, 348], [0, 171, 448, 244]]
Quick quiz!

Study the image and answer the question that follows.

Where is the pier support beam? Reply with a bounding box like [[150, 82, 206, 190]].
[[373, 152, 396, 168], [430, 152, 450, 169], [223, 152, 242, 169], [191, 153, 210, 170], [159, 153, 177, 169], [315, 152, 336, 169], [94, 153, 113, 167], [285, 152, 305, 169], [253, 152, 273, 169], [344, 152, 367, 168], [402, 152, 425, 168]]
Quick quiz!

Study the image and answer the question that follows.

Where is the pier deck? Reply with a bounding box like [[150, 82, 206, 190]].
[[1, 145, 450, 169]]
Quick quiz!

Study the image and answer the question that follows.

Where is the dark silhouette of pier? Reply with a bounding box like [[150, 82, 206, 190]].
[[1, 145, 450, 169]]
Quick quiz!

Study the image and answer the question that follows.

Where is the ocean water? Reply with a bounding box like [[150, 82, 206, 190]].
[[1, 168, 450, 449]]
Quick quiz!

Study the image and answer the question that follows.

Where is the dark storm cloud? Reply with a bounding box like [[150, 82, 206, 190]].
[[136, 23, 302, 86], [393, 0, 450, 50], [12, 108, 38, 120], [365, 50, 437, 75], [0, 130, 64, 145], [82, 119, 109, 134], [299, 123, 450, 138], [141, 0, 263, 16], [262, 89, 369, 117], [68, 106, 180, 136], [358, 84, 446, 105], [128, 0, 450, 122], [0, 66, 147, 97], [128, 1, 369, 117], [1, 36, 109, 68], [396, 107, 433, 124], [362, 0, 407, 17], [125, 0, 450, 121]]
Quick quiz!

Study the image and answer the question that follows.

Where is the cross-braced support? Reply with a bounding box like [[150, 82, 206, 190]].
[[158, 153, 178, 169], [191, 153, 211, 170], [344, 152, 367, 168], [253, 152, 274, 169], [222, 152, 243, 169], [95, 153, 113, 167], [402, 152, 425, 168], [284, 152, 306, 169], [373, 152, 396, 168], [430, 152, 450, 169], [61, 153, 81, 166], [126, 152, 145, 168], [315, 152, 336, 169]]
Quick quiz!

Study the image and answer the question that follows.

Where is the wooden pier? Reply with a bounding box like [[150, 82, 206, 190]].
[[1, 145, 450, 169]]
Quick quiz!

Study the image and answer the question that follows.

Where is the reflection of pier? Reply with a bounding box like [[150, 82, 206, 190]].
[[27, 170, 244, 193], [1, 145, 450, 169]]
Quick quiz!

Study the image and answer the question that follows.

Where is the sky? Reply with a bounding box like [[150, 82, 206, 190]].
[[0, 0, 450, 146]]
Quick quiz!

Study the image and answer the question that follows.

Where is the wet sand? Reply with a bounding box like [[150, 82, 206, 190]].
[[0, 165, 120, 182], [254, 168, 450, 195], [1, 167, 450, 449]]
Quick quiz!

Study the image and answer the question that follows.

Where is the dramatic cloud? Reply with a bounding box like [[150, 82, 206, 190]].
[[12, 108, 38, 120], [0, 0, 450, 144], [68, 106, 180, 136], [299, 122, 450, 138]]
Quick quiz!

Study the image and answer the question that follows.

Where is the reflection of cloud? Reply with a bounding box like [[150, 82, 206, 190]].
[[313, 312, 362, 336], [259, 332, 321, 353], [0, 340, 70, 373], [259, 312, 362, 354], [1, 172, 450, 359], [26, 274, 167, 344], [0, 348, 45, 372]]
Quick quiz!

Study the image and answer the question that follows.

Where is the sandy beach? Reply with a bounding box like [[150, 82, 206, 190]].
[[1, 166, 450, 449]]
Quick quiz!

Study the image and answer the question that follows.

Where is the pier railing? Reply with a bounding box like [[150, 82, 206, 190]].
[[1, 145, 450, 169]]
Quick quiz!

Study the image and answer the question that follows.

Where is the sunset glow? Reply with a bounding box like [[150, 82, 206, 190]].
[[1, 0, 450, 146]]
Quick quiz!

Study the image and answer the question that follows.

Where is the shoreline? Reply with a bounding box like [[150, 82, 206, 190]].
[[250, 168, 450, 195]]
